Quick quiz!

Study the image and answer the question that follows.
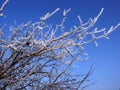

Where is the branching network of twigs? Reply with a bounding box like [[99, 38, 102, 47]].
[[0, 0, 120, 90]]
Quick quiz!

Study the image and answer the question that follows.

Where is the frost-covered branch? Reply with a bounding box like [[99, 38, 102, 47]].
[[0, 0, 9, 16], [0, 7, 120, 90], [40, 8, 60, 21]]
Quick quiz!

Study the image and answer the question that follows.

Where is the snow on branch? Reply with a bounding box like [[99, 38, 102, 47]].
[[1, 8, 119, 56], [63, 8, 71, 16], [93, 8, 104, 23], [0, 8, 120, 90], [107, 23, 120, 34], [1, 8, 120, 60], [40, 8, 60, 21], [0, 0, 9, 16]]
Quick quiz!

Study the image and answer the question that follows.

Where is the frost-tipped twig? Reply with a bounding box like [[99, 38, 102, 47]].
[[63, 8, 71, 16], [0, 0, 9, 16], [40, 8, 60, 21], [94, 8, 104, 23], [107, 23, 120, 34]]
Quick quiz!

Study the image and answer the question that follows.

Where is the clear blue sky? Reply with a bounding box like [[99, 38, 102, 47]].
[[1, 0, 120, 90]]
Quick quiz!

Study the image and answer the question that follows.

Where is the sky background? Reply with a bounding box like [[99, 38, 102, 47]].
[[0, 0, 120, 90]]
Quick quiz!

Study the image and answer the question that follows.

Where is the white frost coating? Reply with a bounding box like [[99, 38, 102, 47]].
[[78, 16, 83, 25], [94, 41, 98, 46], [7, 44, 18, 51], [74, 26, 77, 29], [107, 26, 114, 34], [0, 13, 3, 16], [0, 7, 120, 90], [36, 26, 43, 30], [33, 40, 46, 46], [0, 29, 4, 35], [40, 8, 60, 21], [107, 23, 120, 34], [33, 40, 40, 45], [64, 61, 71, 65], [93, 8, 104, 23], [94, 28, 106, 33], [0, 0, 9, 16], [63, 8, 71, 16]]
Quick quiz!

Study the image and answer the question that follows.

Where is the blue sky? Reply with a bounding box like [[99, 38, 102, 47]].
[[1, 0, 120, 90]]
